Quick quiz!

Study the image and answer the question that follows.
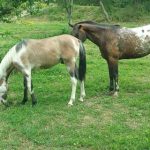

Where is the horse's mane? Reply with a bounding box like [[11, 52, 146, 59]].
[[75, 20, 121, 30]]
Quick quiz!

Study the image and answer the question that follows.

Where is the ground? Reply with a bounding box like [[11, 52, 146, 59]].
[[0, 21, 150, 150]]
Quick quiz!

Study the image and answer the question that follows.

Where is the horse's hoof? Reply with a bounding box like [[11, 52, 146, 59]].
[[1, 100, 10, 107], [113, 92, 118, 97], [21, 101, 26, 105], [108, 91, 114, 96], [79, 97, 84, 102], [68, 101, 73, 106], [32, 101, 37, 107], [108, 91, 118, 97]]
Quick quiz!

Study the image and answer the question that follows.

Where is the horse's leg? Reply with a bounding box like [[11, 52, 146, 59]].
[[25, 71, 37, 106], [31, 80, 37, 106], [113, 62, 119, 96], [107, 60, 114, 93], [107, 57, 119, 96], [79, 81, 86, 102], [69, 76, 77, 106], [66, 61, 78, 106], [21, 76, 28, 105]]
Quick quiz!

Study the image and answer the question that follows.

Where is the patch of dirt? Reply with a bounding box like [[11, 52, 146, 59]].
[[81, 115, 96, 127], [100, 110, 113, 126], [81, 109, 114, 127], [113, 103, 129, 114], [125, 118, 141, 129], [84, 99, 103, 111]]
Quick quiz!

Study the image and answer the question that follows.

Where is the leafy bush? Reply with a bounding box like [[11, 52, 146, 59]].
[[0, 0, 150, 22], [111, 4, 145, 22], [143, 1, 150, 13]]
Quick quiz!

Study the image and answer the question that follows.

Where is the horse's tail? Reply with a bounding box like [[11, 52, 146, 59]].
[[79, 41, 86, 81]]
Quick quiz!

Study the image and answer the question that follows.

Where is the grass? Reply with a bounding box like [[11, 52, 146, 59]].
[[0, 21, 150, 150], [27, 4, 104, 23]]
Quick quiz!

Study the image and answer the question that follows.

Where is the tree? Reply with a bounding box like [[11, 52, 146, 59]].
[[99, 0, 111, 22], [28, 0, 34, 15], [63, 0, 73, 24]]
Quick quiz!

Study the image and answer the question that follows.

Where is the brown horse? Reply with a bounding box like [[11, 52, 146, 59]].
[[70, 21, 150, 96]]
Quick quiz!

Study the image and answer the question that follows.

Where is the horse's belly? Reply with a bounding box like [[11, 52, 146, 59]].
[[119, 38, 150, 59], [33, 59, 59, 69], [120, 47, 150, 59]]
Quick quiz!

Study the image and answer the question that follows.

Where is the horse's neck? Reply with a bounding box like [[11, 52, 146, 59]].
[[83, 25, 102, 46], [0, 48, 14, 79], [86, 30, 101, 46]]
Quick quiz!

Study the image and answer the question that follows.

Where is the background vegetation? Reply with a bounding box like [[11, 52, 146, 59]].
[[1, 0, 150, 22], [0, 0, 150, 150]]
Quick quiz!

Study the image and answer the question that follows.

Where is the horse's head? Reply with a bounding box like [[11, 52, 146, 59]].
[[0, 78, 8, 103], [69, 23, 87, 42]]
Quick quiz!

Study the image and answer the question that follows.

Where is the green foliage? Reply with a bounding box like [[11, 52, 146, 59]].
[[1, 0, 150, 22], [0, 0, 13, 17], [101, 0, 150, 22], [111, 5, 144, 22], [143, 1, 150, 13]]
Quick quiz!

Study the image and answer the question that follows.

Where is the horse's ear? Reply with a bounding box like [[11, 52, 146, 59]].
[[69, 23, 74, 28]]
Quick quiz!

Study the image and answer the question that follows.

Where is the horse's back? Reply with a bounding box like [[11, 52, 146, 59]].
[[16, 35, 80, 68], [117, 25, 150, 59], [56, 34, 80, 61]]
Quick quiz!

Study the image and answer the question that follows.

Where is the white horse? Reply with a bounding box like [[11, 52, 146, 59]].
[[0, 34, 86, 106]]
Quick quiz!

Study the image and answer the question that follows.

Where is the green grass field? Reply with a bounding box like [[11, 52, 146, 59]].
[[0, 21, 150, 150]]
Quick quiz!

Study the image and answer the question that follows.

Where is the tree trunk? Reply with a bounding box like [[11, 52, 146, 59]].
[[64, 0, 73, 24], [99, 0, 111, 22], [28, 0, 34, 15]]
